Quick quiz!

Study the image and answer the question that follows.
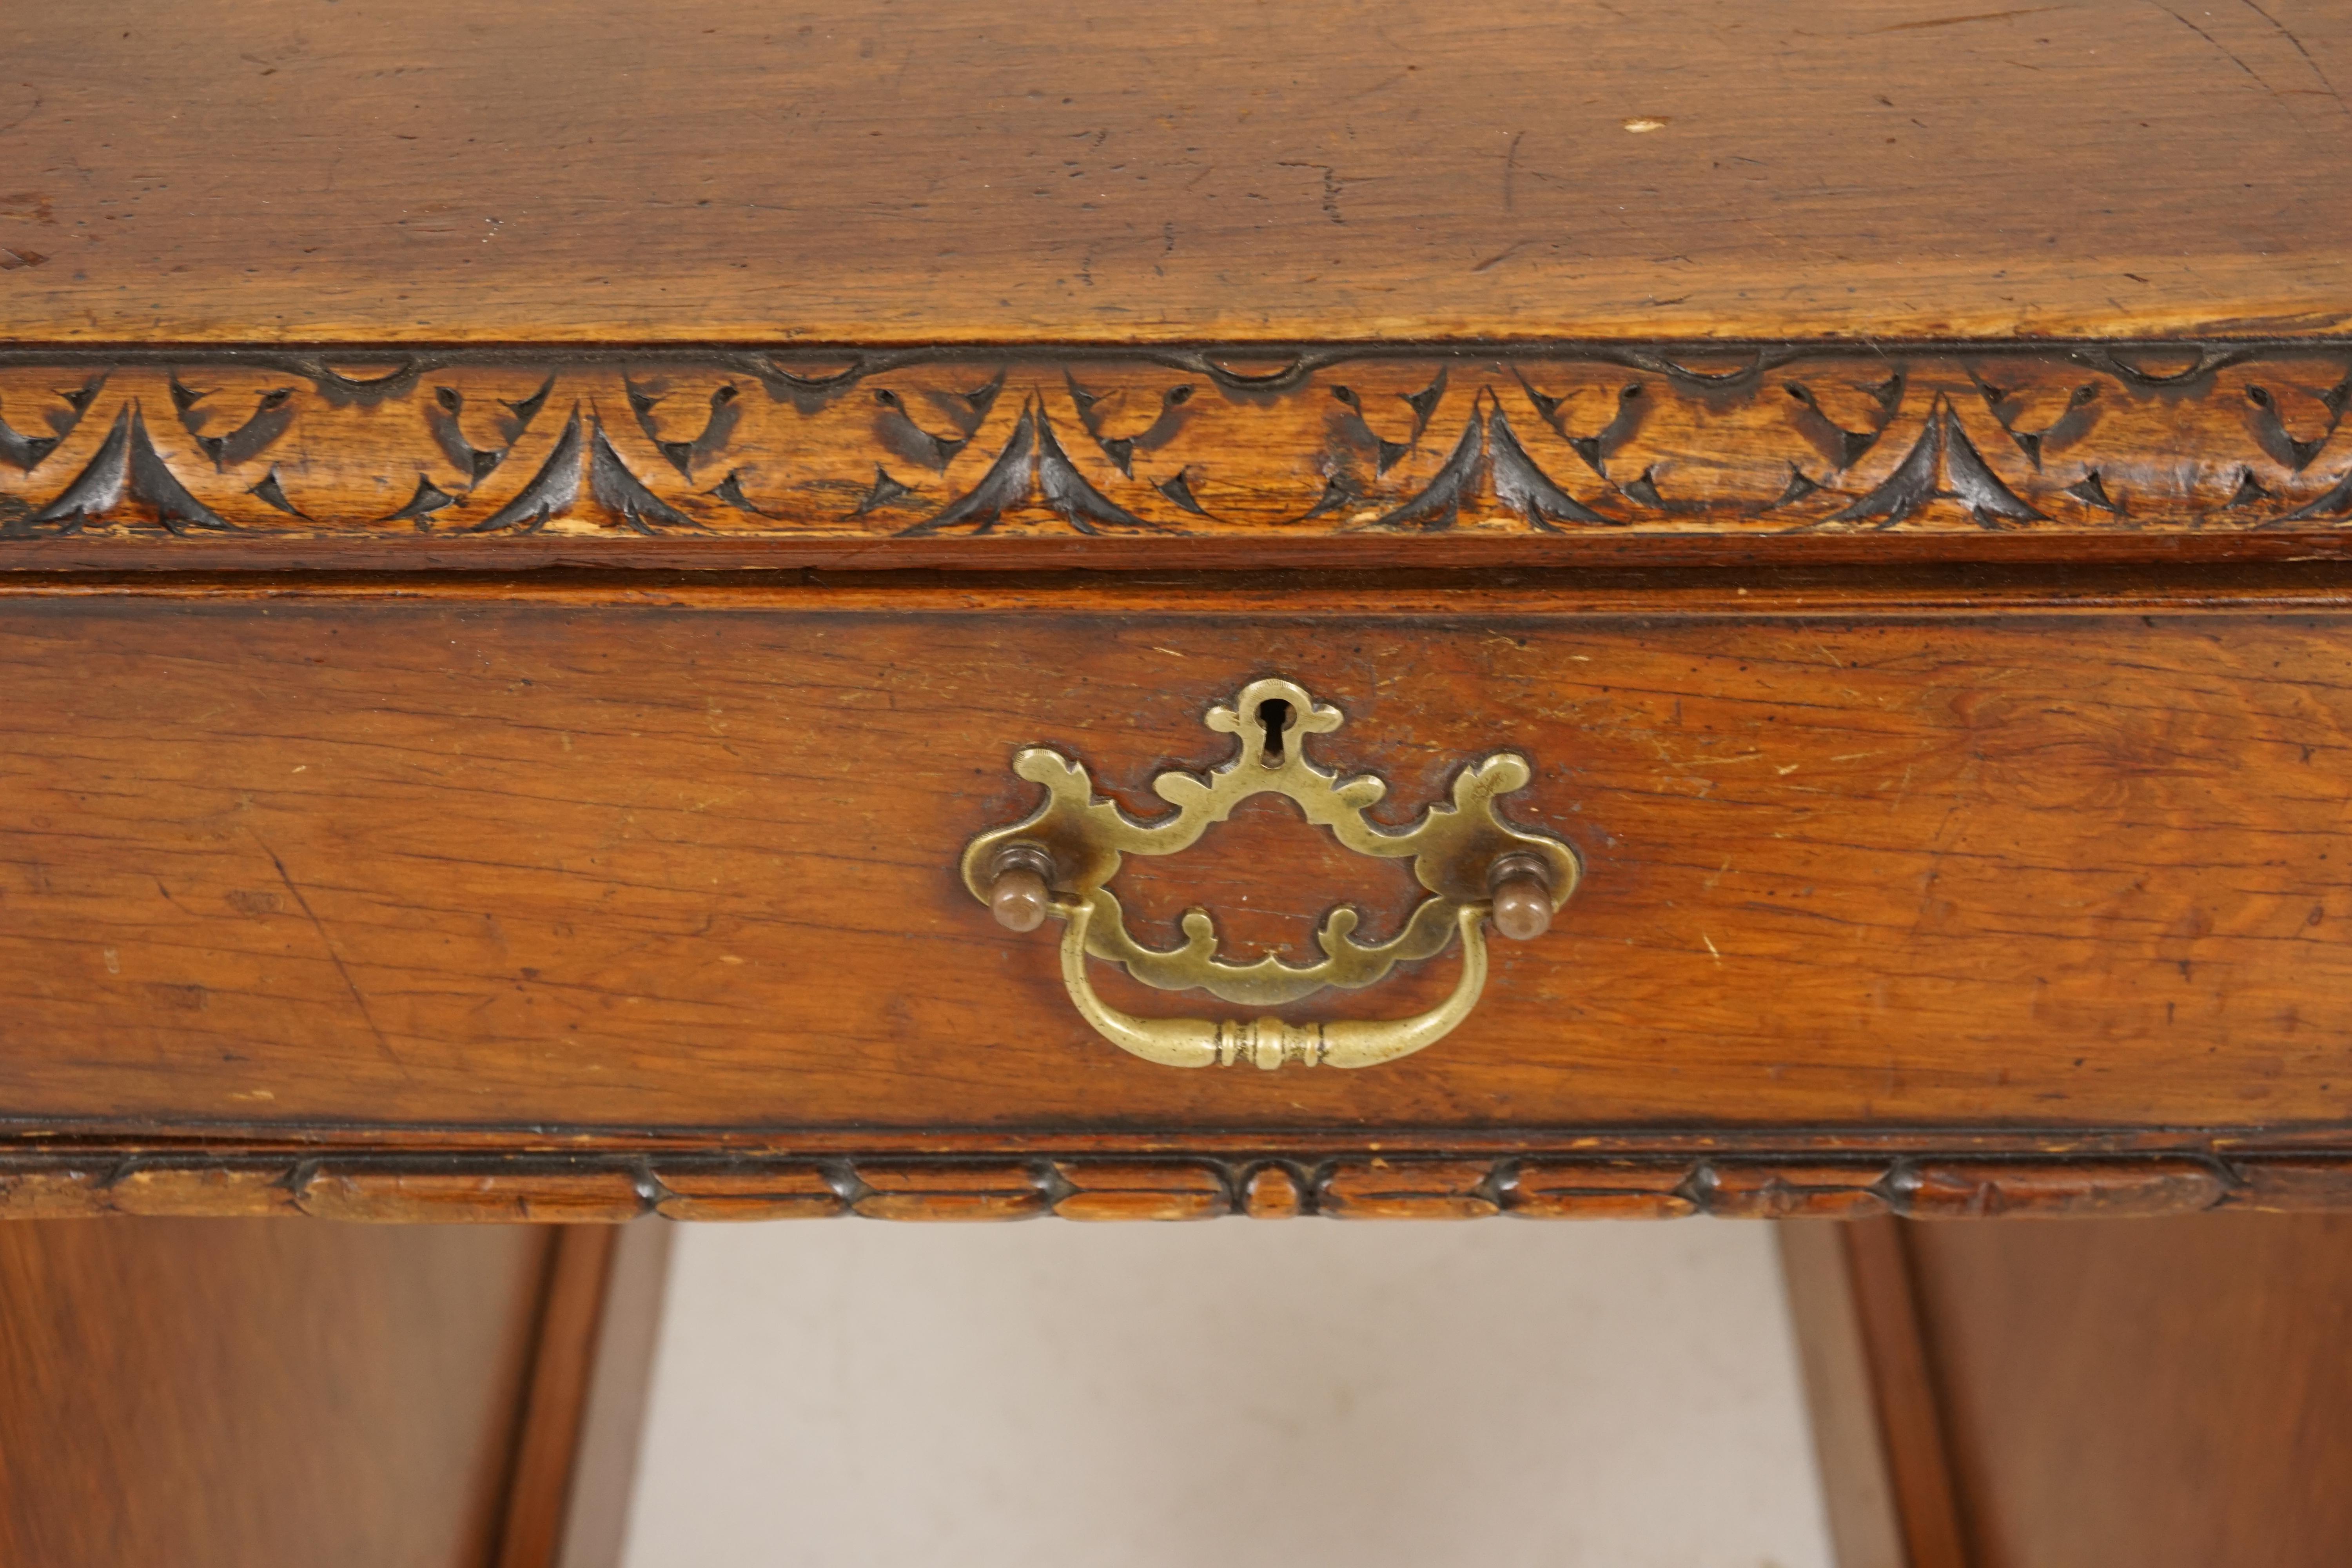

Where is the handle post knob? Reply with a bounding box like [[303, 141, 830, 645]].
[[1487, 852, 1555, 942], [986, 844, 1058, 932]]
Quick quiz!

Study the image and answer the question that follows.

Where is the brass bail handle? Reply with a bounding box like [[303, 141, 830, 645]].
[[962, 677, 1580, 1070]]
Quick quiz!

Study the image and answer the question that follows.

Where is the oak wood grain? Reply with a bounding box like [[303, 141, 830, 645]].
[[3, 2, 2347, 344], [0, 588, 2349, 1144]]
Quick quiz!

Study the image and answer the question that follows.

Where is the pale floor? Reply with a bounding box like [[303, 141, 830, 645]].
[[621, 1218, 1831, 1568]]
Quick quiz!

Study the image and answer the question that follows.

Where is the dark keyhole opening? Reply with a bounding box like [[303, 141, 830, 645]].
[[1258, 698, 1292, 764]]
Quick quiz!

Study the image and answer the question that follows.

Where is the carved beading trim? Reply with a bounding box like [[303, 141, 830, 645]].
[[3, 343, 2350, 546], [2, 1149, 2343, 1222]]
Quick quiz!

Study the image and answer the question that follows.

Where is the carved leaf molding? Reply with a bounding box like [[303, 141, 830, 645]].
[[2, 345, 2348, 541]]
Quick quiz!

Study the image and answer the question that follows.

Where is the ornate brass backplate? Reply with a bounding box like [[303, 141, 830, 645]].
[[961, 677, 1579, 1069]]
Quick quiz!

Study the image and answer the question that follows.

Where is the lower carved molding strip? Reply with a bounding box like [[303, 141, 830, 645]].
[[2, 1151, 2346, 1222], [2, 343, 2349, 550]]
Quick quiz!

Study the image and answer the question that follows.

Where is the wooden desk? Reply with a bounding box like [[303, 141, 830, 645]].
[[2, 0, 2348, 1223]]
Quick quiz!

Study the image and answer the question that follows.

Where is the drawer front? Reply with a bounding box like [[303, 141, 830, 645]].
[[3, 589, 2347, 1156]]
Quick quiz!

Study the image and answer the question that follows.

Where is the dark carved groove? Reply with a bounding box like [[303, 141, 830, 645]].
[[1363, 407, 1487, 531], [1785, 381, 1887, 471], [2063, 470, 2120, 513], [709, 469, 771, 516], [1825, 403, 1947, 528], [176, 380, 298, 470], [2001, 380, 2097, 470], [428, 387, 506, 485], [1296, 474, 1363, 523], [589, 420, 697, 533], [247, 467, 309, 520], [846, 465, 917, 517], [463, 407, 586, 534], [1064, 369, 1134, 475], [24, 407, 234, 534], [1772, 464, 1824, 508], [1940, 405, 2045, 526], [1603, 346, 1809, 391], [2247, 381, 2344, 473], [1531, 376, 1647, 480], [0, 377, 97, 477], [0, 406, 59, 472], [382, 475, 459, 530], [630, 380, 743, 477], [873, 388, 971, 471], [2069, 346, 2253, 388], [502, 377, 554, 431], [1033, 406, 1164, 534], [1488, 407, 1614, 528], [299, 358, 429, 406], [2278, 466, 2352, 523], [124, 410, 235, 533], [901, 404, 1038, 536], [1824, 401, 2042, 529], [1154, 469, 1211, 517], [1145, 349, 1341, 393], [1332, 370, 1448, 478], [25, 408, 133, 530]]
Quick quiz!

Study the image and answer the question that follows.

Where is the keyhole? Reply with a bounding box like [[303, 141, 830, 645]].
[[1257, 698, 1292, 764]]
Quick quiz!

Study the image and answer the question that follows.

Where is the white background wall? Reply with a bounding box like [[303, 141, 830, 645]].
[[622, 1218, 1831, 1568]]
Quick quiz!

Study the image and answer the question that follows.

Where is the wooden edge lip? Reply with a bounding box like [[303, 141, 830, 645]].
[[4, 1123, 2352, 1161], [8, 1121, 2352, 1156], [5, 1149, 2349, 1222], [4, 335, 2346, 360], [9, 539, 2352, 578], [6, 562, 2352, 613]]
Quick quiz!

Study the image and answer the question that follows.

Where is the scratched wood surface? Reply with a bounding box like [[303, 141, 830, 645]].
[[2, 586, 2349, 1139], [2, 2, 2347, 345]]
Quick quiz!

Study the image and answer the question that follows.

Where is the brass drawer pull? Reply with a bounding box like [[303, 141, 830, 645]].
[[962, 677, 1579, 1069]]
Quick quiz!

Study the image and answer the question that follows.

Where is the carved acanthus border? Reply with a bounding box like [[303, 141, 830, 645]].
[[4, 1148, 2349, 1221], [2, 343, 2348, 544]]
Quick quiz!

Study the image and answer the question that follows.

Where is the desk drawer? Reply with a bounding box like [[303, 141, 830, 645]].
[[3, 583, 2349, 1218]]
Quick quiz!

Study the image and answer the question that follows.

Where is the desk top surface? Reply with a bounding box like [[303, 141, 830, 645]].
[[5, 0, 2347, 345]]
